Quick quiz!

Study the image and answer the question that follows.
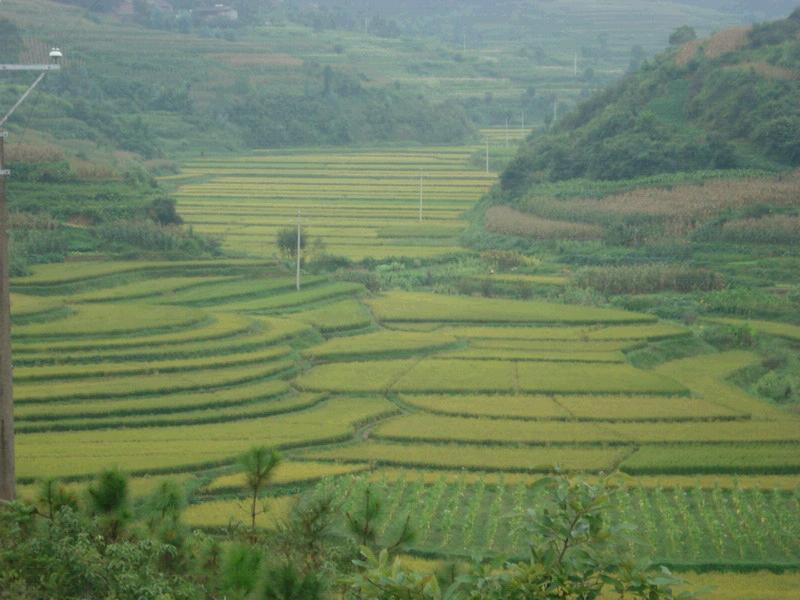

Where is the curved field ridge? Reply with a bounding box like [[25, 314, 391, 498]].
[[367, 291, 655, 324], [296, 359, 686, 395], [303, 330, 459, 361], [10, 293, 63, 318], [304, 441, 628, 473], [14, 303, 207, 340], [12, 259, 269, 287], [400, 394, 741, 421], [372, 415, 800, 445], [15, 396, 394, 480]]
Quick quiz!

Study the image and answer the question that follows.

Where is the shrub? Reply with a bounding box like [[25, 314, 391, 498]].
[[309, 254, 353, 273], [756, 371, 795, 402], [337, 269, 381, 292], [699, 323, 754, 349], [276, 227, 306, 260], [94, 220, 221, 257], [148, 197, 183, 226], [479, 249, 540, 271]]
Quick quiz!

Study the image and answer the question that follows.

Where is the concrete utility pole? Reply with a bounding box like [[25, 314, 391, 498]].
[[295, 209, 301, 291], [0, 49, 62, 501]]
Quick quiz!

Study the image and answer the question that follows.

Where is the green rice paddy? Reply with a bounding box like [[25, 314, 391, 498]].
[[10, 145, 800, 574]]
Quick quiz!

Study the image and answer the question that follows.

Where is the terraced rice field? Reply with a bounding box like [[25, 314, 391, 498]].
[[480, 127, 533, 147], [171, 147, 495, 260], [10, 151, 800, 577]]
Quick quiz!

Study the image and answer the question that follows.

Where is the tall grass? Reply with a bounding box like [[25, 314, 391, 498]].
[[485, 205, 604, 240], [522, 173, 800, 237], [95, 220, 221, 256], [717, 215, 800, 244], [574, 264, 725, 295]]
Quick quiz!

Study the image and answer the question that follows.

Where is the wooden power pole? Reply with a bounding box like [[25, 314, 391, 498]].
[[0, 131, 14, 501], [0, 52, 62, 500]]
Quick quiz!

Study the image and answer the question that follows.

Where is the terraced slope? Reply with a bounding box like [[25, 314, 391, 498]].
[[9, 249, 800, 573], [171, 147, 494, 260]]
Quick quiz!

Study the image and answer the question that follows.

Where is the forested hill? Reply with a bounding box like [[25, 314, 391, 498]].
[[1, 0, 751, 164], [500, 10, 800, 196], [0, 0, 473, 162]]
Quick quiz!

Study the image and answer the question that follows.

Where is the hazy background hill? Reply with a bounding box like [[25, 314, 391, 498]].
[[0, 0, 796, 270], [2, 0, 760, 164]]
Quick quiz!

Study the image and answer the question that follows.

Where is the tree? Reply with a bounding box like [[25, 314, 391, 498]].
[[276, 227, 306, 260], [37, 478, 78, 520], [148, 197, 183, 225], [238, 446, 281, 532], [669, 25, 697, 46], [222, 542, 262, 598], [345, 484, 414, 552], [87, 468, 130, 541], [260, 563, 324, 600]]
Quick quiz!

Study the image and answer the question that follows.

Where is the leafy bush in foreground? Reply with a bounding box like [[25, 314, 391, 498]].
[[0, 468, 694, 599]]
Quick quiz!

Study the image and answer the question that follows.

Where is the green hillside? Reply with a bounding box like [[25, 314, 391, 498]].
[[2, 0, 748, 163], [468, 13, 800, 412], [501, 10, 800, 192]]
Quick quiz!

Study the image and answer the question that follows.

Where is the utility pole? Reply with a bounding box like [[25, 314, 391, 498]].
[[521, 111, 526, 130], [485, 139, 490, 173], [295, 209, 301, 291], [0, 50, 61, 501], [418, 172, 423, 222], [553, 97, 559, 124], [0, 132, 12, 503]]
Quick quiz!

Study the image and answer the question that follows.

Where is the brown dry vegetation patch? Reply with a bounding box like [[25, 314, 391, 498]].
[[675, 39, 704, 66], [525, 172, 800, 237], [6, 142, 64, 163], [213, 53, 303, 68], [726, 61, 799, 80], [703, 26, 751, 59], [70, 160, 118, 180], [485, 205, 604, 240]]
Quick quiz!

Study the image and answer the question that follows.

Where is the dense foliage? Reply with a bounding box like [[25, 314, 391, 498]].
[[0, 468, 694, 599], [501, 11, 800, 194]]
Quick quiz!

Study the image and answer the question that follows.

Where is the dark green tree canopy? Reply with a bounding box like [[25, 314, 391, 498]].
[[669, 25, 697, 46]]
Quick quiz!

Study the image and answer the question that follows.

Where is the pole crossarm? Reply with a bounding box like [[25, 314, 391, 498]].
[[0, 64, 61, 71]]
